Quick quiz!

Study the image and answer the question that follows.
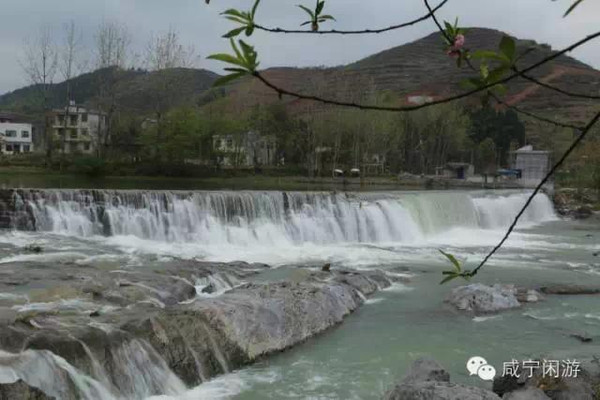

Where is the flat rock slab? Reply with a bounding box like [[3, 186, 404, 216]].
[[384, 381, 501, 400]]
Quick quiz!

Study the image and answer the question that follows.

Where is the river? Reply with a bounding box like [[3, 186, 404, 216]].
[[0, 188, 598, 399]]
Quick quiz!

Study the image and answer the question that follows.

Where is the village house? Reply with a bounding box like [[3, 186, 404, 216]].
[[510, 145, 552, 187], [213, 131, 277, 167], [46, 103, 107, 155], [0, 113, 34, 155]]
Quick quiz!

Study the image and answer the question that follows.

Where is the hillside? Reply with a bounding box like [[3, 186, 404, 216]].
[[1, 28, 598, 136], [0, 67, 219, 117], [220, 28, 600, 134]]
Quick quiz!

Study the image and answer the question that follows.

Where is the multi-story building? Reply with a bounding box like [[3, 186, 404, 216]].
[[46, 103, 107, 155], [213, 131, 277, 167], [0, 113, 34, 155]]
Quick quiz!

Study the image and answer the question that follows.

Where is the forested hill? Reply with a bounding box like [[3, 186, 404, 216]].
[[223, 28, 600, 132], [0, 67, 219, 117], [1, 27, 598, 131]]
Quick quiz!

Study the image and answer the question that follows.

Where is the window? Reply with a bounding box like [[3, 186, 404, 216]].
[[5, 130, 16, 137], [81, 114, 88, 123], [12, 144, 20, 152], [5, 144, 12, 152], [81, 129, 89, 136], [215, 139, 222, 148], [23, 145, 30, 153], [21, 131, 30, 138], [70, 130, 77, 139], [57, 115, 65, 125], [226, 139, 233, 148], [70, 115, 78, 126], [83, 142, 91, 151]]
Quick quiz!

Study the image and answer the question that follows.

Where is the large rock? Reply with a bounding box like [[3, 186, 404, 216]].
[[445, 284, 522, 314], [503, 387, 550, 399], [539, 285, 600, 295], [0, 265, 390, 399], [385, 381, 501, 400], [401, 357, 450, 384], [384, 358, 500, 400], [493, 360, 598, 400], [0, 380, 55, 399]]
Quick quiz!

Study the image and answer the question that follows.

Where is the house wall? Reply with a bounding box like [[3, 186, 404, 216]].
[[514, 153, 550, 181], [0, 122, 34, 155], [48, 107, 106, 154]]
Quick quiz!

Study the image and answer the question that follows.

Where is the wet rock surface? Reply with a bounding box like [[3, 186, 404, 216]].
[[0, 259, 394, 399], [445, 284, 541, 314], [492, 359, 600, 400], [384, 358, 500, 400]]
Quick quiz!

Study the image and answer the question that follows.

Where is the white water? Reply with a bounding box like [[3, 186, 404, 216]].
[[12, 190, 556, 247], [1, 189, 561, 400]]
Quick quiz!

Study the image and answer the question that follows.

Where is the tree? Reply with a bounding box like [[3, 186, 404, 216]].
[[20, 26, 58, 162], [92, 21, 132, 157], [469, 106, 525, 166], [57, 21, 83, 168]]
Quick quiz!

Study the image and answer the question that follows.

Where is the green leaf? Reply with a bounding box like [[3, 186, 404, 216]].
[[223, 27, 246, 38], [471, 50, 504, 61], [213, 72, 247, 87], [480, 63, 489, 79], [300, 21, 312, 26], [251, 0, 260, 18], [316, 0, 325, 16], [460, 77, 482, 89], [438, 249, 461, 272], [206, 53, 246, 68], [564, 0, 585, 16], [440, 273, 459, 285], [221, 9, 247, 19], [319, 15, 336, 21], [224, 67, 248, 73], [499, 36, 516, 62], [245, 25, 255, 36], [444, 21, 453, 34], [230, 39, 243, 61], [297, 4, 315, 19]]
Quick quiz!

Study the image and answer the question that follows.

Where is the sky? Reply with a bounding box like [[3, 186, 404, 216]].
[[0, 0, 599, 95]]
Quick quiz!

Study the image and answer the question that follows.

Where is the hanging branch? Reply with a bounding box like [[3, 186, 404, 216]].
[[253, 0, 449, 35], [421, 0, 600, 281], [469, 110, 600, 278]]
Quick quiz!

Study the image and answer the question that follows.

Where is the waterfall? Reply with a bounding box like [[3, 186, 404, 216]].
[[8, 189, 556, 246]]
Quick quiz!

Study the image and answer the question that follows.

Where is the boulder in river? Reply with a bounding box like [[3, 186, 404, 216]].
[[384, 358, 500, 400], [446, 284, 525, 314], [539, 285, 600, 295]]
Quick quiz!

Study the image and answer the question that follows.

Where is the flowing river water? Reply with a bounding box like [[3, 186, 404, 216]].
[[0, 189, 599, 399]]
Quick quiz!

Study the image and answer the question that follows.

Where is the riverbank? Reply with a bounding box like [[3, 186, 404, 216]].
[[0, 166, 531, 191]]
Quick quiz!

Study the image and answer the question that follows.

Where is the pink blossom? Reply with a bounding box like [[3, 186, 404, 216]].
[[446, 49, 460, 58]]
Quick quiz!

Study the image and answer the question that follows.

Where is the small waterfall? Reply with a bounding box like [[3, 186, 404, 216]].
[[201, 323, 230, 374], [0, 349, 116, 400], [109, 339, 186, 399], [8, 189, 557, 246]]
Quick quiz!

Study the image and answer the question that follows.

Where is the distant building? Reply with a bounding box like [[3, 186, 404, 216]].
[[213, 131, 276, 167], [510, 145, 551, 185], [436, 162, 475, 179], [0, 113, 34, 155], [46, 103, 107, 155]]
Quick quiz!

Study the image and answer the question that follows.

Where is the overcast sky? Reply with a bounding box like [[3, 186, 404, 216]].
[[0, 0, 599, 95]]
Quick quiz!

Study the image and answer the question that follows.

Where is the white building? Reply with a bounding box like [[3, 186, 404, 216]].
[[213, 131, 276, 167], [511, 145, 552, 188], [46, 103, 107, 155], [0, 115, 34, 155]]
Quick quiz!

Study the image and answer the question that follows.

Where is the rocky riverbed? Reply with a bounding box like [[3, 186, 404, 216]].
[[0, 258, 394, 399]]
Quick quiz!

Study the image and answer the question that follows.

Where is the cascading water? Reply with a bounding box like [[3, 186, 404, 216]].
[[9, 189, 556, 246]]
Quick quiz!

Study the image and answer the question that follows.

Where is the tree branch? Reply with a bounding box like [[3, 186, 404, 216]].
[[254, 0, 449, 35], [470, 109, 600, 277]]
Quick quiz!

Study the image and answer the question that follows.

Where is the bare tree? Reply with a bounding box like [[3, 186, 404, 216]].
[[92, 21, 132, 157], [145, 28, 197, 71], [56, 21, 83, 168], [94, 21, 131, 70], [20, 26, 58, 162]]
